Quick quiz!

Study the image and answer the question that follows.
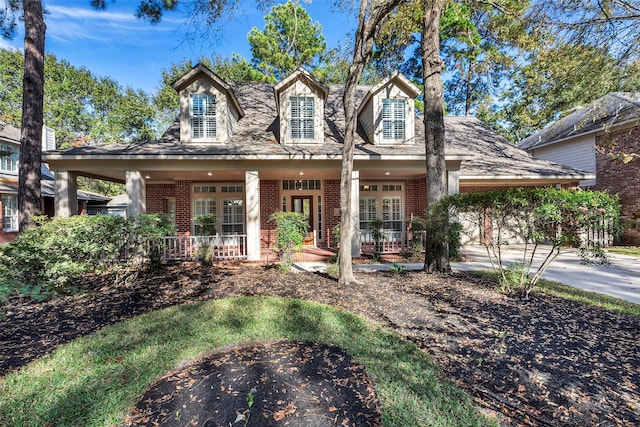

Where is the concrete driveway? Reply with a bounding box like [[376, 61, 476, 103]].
[[455, 244, 640, 304]]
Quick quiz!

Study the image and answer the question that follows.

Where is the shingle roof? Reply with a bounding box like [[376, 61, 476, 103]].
[[519, 92, 640, 150], [0, 122, 21, 142], [44, 81, 591, 181]]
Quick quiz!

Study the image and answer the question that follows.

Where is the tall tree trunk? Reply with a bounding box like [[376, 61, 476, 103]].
[[19, 0, 45, 231], [422, 0, 450, 273], [339, 0, 407, 285]]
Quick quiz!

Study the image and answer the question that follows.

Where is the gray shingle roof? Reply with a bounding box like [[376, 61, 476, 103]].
[[519, 92, 640, 150], [44, 81, 591, 181], [0, 122, 21, 142]]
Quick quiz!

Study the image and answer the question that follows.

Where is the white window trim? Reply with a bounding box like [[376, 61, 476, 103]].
[[290, 96, 315, 141], [2, 194, 18, 232], [190, 94, 217, 140], [382, 98, 406, 141]]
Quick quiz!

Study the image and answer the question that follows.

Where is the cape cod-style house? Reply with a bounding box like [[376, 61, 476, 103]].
[[42, 64, 591, 260]]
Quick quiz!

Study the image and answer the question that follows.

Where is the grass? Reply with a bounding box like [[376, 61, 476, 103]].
[[0, 296, 495, 427], [470, 270, 640, 318], [607, 246, 640, 257]]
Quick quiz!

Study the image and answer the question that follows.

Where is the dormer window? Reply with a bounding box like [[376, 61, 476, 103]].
[[382, 99, 406, 140], [290, 96, 315, 140], [190, 94, 217, 139]]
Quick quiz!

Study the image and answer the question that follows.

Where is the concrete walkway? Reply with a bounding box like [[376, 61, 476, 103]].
[[294, 245, 640, 305]]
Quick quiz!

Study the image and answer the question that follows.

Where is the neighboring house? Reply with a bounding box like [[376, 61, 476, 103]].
[[519, 92, 640, 245], [43, 64, 591, 260], [0, 122, 110, 243]]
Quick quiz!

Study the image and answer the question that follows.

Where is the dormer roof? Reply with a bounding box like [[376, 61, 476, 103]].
[[172, 63, 245, 119], [272, 67, 329, 112], [357, 71, 420, 115]]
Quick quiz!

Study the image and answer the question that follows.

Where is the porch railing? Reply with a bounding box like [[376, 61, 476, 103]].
[[142, 234, 247, 261], [360, 230, 426, 254]]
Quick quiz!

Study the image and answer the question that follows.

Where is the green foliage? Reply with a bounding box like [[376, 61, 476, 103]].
[[248, 1, 327, 80], [368, 218, 385, 261], [443, 187, 621, 298], [0, 214, 176, 302], [193, 214, 217, 235], [389, 263, 406, 274], [0, 48, 158, 147], [270, 211, 308, 273], [77, 177, 125, 197]]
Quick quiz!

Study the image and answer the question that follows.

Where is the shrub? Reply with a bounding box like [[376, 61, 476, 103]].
[[0, 215, 126, 298], [269, 211, 308, 273], [193, 214, 217, 236], [368, 218, 385, 261], [0, 214, 176, 302], [443, 187, 621, 298]]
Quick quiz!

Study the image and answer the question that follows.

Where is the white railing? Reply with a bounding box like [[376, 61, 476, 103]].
[[149, 235, 247, 261], [360, 230, 426, 254]]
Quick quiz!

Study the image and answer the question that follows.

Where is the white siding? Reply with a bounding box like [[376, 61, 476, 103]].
[[531, 134, 596, 187]]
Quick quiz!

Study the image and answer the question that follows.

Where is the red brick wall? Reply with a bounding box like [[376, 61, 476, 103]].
[[174, 181, 192, 235], [324, 179, 341, 247], [595, 125, 640, 245], [260, 180, 280, 249], [0, 231, 18, 244], [405, 178, 427, 219], [146, 183, 176, 214]]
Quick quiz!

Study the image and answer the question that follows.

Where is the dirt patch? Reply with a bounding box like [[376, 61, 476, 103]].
[[1, 263, 639, 426]]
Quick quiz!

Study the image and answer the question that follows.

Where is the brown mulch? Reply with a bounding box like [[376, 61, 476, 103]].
[[1, 263, 639, 426], [125, 340, 381, 427]]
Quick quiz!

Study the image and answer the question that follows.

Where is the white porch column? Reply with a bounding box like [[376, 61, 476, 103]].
[[54, 171, 78, 217], [245, 170, 261, 261], [126, 171, 146, 218], [351, 170, 361, 258], [447, 168, 460, 195]]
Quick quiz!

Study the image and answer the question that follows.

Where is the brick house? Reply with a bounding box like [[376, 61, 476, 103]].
[[519, 93, 640, 245], [43, 64, 591, 260], [0, 122, 109, 243]]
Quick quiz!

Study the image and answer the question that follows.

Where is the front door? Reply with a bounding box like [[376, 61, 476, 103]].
[[292, 195, 314, 245]]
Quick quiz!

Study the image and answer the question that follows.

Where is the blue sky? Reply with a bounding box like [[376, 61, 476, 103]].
[[1, 0, 357, 93]]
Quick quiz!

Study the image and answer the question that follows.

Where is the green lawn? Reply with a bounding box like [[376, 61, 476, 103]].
[[0, 296, 495, 427], [607, 246, 640, 257]]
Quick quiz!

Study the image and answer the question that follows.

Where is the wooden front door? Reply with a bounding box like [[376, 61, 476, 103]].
[[292, 195, 314, 245]]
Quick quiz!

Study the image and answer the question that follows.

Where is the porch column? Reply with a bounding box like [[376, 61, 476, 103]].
[[351, 170, 361, 258], [54, 171, 78, 217], [447, 167, 460, 195], [245, 170, 261, 261], [126, 171, 146, 218]]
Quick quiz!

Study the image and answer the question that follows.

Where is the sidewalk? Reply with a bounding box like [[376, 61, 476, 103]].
[[295, 245, 640, 305]]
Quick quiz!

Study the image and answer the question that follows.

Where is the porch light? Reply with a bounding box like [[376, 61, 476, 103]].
[[207, 172, 213, 176], [144, 175, 151, 179], [385, 172, 390, 176], [299, 171, 304, 176]]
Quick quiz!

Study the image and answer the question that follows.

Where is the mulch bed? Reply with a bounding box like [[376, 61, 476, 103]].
[[1, 262, 639, 426], [125, 340, 380, 427]]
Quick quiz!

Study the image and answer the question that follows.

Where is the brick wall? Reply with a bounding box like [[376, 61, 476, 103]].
[[146, 183, 176, 214], [405, 178, 427, 219], [324, 179, 341, 247], [259, 180, 280, 249], [595, 125, 640, 245]]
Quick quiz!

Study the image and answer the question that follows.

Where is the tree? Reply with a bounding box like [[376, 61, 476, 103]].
[[0, 49, 158, 147], [422, 0, 450, 273], [18, 0, 45, 231], [248, 0, 327, 80], [338, 0, 408, 286]]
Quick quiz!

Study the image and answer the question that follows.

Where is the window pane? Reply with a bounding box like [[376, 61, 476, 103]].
[[382, 99, 406, 140], [222, 199, 243, 234], [2, 195, 17, 231], [190, 94, 216, 139], [290, 97, 314, 140]]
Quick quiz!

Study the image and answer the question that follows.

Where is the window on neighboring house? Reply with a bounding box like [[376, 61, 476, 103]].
[[290, 96, 315, 140], [222, 199, 244, 234], [190, 94, 216, 139], [0, 144, 18, 173], [2, 195, 17, 232], [382, 98, 406, 140]]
